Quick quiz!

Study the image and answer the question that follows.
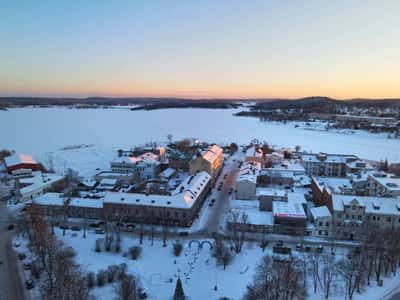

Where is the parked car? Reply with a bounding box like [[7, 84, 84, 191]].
[[178, 231, 189, 237], [296, 243, 302, 251], [25, 279, 34, 289], [316, 245, 324, 253], [95, 229, 105, 234], [208, 203, 214, 207], [23, 263, 31, 270], [6, 224, 14, 231], [18, 253, 26, 260], [59, 224, 69, 230], [211, 198, 216, 203], [138, 287, 147, 299], [276, 240, 283, 247], [13, 241, 21, 248], [304, 246, 312, 252]]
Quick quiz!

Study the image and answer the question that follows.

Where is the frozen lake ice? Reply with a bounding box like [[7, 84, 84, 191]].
[[1, 107, 399, 176]]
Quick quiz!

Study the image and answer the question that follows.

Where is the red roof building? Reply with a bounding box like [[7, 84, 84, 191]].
[[4, 154, 40, 173]]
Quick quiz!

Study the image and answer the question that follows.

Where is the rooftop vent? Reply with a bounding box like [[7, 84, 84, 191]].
[[373, 202, 380, 210]]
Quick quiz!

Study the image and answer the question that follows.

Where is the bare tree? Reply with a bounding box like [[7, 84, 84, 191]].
[[308, 252, 321, 295], [115, 275, 137, 300], [245, 255, 307, 300], [320, 252, 340, 299], [227, 210, 248, 253], [167, 134, 173, 144], [337, 254, 365, 300]]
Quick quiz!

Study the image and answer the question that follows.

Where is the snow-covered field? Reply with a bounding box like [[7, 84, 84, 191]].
[[56, 229, 265, 300], [1, 107, 400, 176], [53, 229, 400, 300]]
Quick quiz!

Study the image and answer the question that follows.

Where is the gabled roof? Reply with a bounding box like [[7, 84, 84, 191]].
[[201, 145, 222, 163]]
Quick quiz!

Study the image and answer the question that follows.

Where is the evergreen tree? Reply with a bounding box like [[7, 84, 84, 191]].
[[173, 277, 185, 300]]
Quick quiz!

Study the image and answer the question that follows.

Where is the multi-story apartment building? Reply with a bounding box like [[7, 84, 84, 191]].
[[103, 171, 211, 227], [301, 153, 359, 177], [310, 206, 332, 237], [189, 145, 223, 182], [367, 172, 400, 197], [32, 172, 212, 227], [33, 193, 103, 219], [331, 194, 400, 240], [110, 152, 160, 181]]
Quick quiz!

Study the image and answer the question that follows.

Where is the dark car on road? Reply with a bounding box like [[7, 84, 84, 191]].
[[6, 224, 14, 230], [25, 279, 34, 289], [18, 253, 26, 260], [70, 226, 81, 231]]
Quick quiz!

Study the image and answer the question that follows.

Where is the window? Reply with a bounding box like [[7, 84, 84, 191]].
[[319, 221, 323, 226], [387, 217, 391, 222], [358, 215, 362, 220], [325, 222, 329, 227]]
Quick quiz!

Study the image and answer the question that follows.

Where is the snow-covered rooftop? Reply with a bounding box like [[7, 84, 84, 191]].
[[369, 173, 400, 191], [104, 171, 211, 209], [315, 176, 353, 193], [332, 194, 400, 215], [301, 153, 357, 164], [20, 172, 64, 195], [201, 145, 222, 164], [310, 206, 331, 219], [230, 199, 273, 226], [33, 192, 103, 208], [5, 154, 37, 167], [273, 201, 307, 219], [159, 167, 176, 178]]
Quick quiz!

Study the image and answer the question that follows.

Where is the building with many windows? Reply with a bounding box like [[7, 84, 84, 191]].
[[301, 153, 358, 177], [331, 194, 400, 240], [367, 172, 400, 197], [110, 152, 160, 181], [189, 145, 223, 182]]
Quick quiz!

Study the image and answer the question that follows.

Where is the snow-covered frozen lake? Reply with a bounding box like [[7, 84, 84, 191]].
[[1, 107, 399, 175]]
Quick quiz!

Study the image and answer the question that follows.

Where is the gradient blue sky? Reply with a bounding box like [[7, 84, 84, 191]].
[[0, 0, 399, 99]]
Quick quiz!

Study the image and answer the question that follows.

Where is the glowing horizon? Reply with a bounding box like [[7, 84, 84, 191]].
[[1, 1, 399, 100]]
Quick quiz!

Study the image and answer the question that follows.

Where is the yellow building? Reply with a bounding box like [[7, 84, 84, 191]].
[[189, 145, 223, 181]]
